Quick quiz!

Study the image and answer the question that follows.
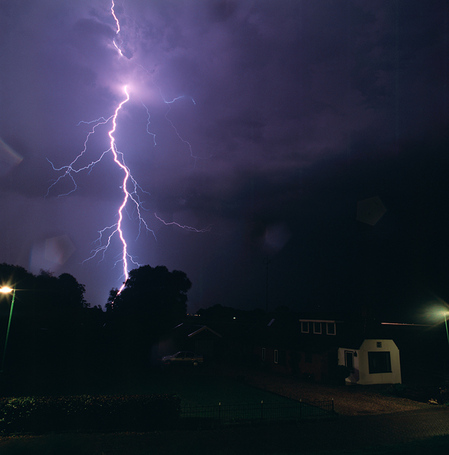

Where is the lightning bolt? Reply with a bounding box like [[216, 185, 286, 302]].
[[111, 0, 124, 57], [105, 85, 131, 293], [46, 1, 209, 297], [153, 213, 211, 233], [162, 95, 197, 163], [141, 102, 157, 146]]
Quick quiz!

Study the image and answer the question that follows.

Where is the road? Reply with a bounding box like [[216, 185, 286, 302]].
[[292, 406, 449, 452]]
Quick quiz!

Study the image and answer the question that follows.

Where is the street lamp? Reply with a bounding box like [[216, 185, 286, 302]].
[[0, 286, 16, 372], [443, 311, 449, 347]]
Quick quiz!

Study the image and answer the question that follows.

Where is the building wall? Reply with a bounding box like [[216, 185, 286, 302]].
[[256, 346, 336, 382], [339, 339, 402, 385], [259, 347, 292, 375]]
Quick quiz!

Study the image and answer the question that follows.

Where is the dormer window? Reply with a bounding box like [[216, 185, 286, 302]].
[[300, 321, 310, 333], [300, 319, 338, 335], [326, 322, 336, 335]]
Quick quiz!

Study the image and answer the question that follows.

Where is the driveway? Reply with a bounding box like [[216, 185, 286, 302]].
[[219, 364, 433, 415]]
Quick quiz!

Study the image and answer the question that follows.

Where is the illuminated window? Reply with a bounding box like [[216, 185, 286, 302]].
[[313, 322, 322, 334], [300, 321, 309, 333], [274, 349, 279, 364], [368, 351, 391, 374]]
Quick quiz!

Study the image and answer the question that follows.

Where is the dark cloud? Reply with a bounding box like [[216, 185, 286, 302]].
[[0, 0, 448, 319]]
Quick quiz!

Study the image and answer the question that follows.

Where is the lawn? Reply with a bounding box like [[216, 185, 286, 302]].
[[98, 367, 329, 422], [132, 368, 302, 406]]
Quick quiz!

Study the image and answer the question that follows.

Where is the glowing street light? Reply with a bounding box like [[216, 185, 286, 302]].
[[0, 286, 16, 372]]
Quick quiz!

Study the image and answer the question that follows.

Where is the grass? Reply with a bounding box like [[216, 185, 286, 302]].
[[89, 366, 306, 407], [141, 369, 302, 406]]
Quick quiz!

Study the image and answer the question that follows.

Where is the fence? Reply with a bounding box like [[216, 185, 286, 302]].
[[180, 399, 335, 426]]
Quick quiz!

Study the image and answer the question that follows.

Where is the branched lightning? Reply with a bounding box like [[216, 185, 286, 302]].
[[153, 213, 211, 233], [46, 1, 209, 296], [162, 95, 197, 162], [141, 102, 157, 146]]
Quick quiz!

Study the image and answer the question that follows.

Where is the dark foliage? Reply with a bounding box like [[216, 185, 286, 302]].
[[107, 265, 190, 324], [0, 394, 181, 434], [104, 265, 191, 368], [0, 263, 194, 394], [0, 263, 100, 394]]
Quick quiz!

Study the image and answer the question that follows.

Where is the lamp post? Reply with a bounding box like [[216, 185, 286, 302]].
[[0, 286, 16, 373], [444, 311, 449, 348]]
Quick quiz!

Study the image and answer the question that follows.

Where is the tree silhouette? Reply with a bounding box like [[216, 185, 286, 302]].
[[106, 265, 191, 368], [0, 263, 92, 393]]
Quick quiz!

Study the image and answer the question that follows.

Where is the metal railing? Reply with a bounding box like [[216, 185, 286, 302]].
[[180, 399, 335, 425]]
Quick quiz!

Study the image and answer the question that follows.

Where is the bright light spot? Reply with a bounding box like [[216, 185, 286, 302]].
[[0, 286, 13, 294]]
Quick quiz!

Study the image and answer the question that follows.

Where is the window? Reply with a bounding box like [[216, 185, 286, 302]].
[[300, 321, 309, 333], [261, 348, 266, 361], [274, 349, 279, 364], [313, 322, 322, 334], [376, 341, 382, 348], [368, 351, 391, 374], [326, 322, 336, 335], [344, 351, 354, 371]]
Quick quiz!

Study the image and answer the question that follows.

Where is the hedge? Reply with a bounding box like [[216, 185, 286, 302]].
[[0, 394, 181, 434]]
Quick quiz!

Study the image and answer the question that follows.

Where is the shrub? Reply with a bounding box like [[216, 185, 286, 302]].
[[0, 394, 181, 434]]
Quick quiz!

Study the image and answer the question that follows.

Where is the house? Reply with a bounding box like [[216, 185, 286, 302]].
[[338, 339, 402, 385], [254, 314, 403, 385], [254, 316, 346, 383], [158, 322, 223, 361]]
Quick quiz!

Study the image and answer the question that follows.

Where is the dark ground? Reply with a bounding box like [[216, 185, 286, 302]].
[[1, 408, 449, 455], [1, 365, 449, 454]]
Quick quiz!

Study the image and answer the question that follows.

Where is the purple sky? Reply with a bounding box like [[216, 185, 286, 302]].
[[1, 0, 448, 319]]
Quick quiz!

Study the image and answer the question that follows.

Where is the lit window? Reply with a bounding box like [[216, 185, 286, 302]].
[[313, 322, 322, 334]]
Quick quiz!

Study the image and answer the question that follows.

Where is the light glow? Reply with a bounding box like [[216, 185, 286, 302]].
[[0, 286, 13, 294]]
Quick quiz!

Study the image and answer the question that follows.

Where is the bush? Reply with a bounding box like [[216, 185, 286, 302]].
[[0, 394, 181, 434]]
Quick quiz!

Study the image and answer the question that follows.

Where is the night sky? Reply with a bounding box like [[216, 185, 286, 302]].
[[1, 0, 448, 320]]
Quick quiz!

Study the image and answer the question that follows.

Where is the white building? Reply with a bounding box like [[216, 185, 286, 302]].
[[338, 339, 402, 385]]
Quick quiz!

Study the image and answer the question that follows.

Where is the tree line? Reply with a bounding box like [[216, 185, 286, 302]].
[[0, 263, 191, 394]]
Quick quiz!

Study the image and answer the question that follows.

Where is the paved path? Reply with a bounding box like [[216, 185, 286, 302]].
[[290, 406, 449, 452], [1, 407, 448, 454]]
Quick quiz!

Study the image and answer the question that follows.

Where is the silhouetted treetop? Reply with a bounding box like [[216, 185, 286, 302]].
[[106, 265, 191, 330]]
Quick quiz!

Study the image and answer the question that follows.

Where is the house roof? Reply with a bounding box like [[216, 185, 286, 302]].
[[172, 322, 223, 339], [187, 325, 222, 338]]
